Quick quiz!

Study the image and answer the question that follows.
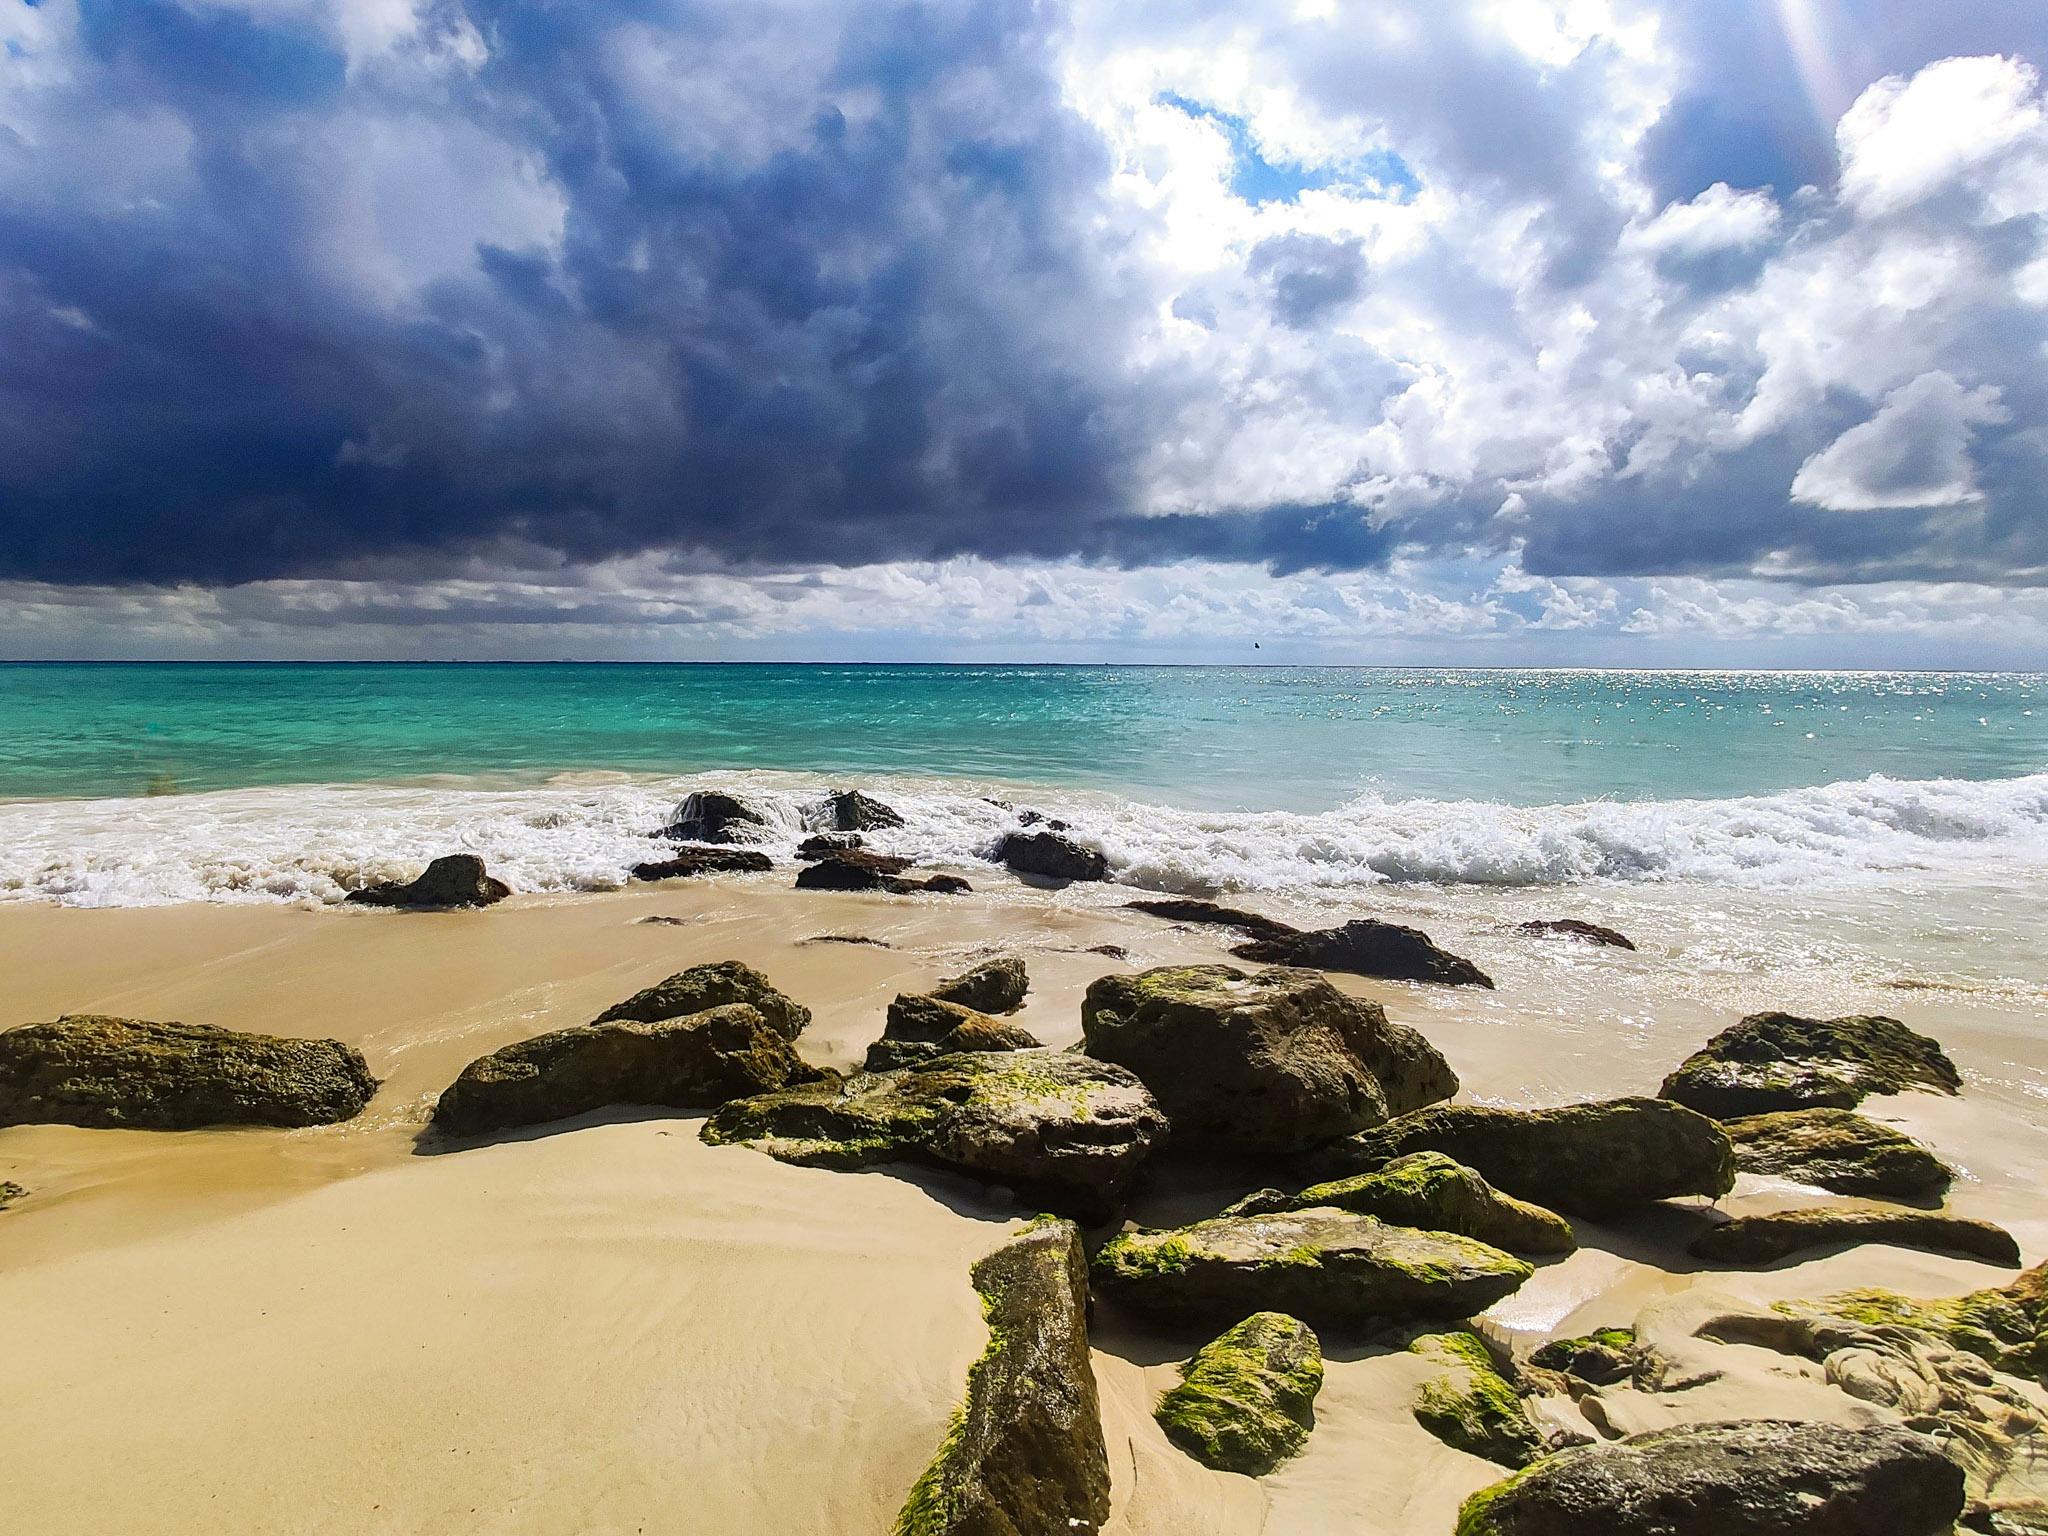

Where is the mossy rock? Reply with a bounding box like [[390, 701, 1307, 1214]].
[[1780, 1262, 2048, 1384], [703, 1048, 1166, 1218], [1410, 1331, 1543, 1468], [1689, 1205, 2020, 1267], [0, 1015, 378, 1130], [1659, 1011, 1961, 1118], [1454, 1418, 1964, 1535], [1156, 1311, 1323, 1476], [1722, 1107, 1953, 1198], [930, 958, 1029, 1015], [1092, 1207, 1531, 1331], [1301, 1098, 1734, 1219], [592, 960, 811, 1039], [893, 1220, 1110, 1536], [1529, 1328, 1638, 1386], [1227, 1152, 1575, 1256], [867, 995, 1038, 1071]]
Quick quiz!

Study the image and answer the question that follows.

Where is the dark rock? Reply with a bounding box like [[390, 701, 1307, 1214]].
[[1091, 1207, 1531, 1330], [1688, 1206, 2021, 1267], [1230, 919, 1494, 988], [1411, 1331, 1544, 1467], [1086, 944, 1128, 959], [995, 830, 1108, 883], [1660, 1011, 1962, 1118], [800, 933, 891, 947], [1454, 1418, 1965, 1536], [1302, 1098, 1735, 1218], [916, 874, 973, 895], [1123, 898, 1301, 942], [795, 833, 864, 859], [1156, 1312, 1323, 1476], [345, 853, 510, 909], [0, 1015, 377, 1130], [1518, 919, 1636, 950], [1081, 964, 1457, 1153], [431, 1003, 812, 1138], [1529, 1328, 1639, 1386], [930, 957, 1029, 1015], [894, 1220, 1110, 1536], [1016, 809, 1068, 831], [865, 995, 1038, 1071], [0, 1179, 28, 1210], [636, 915, 694, 926], [660, 790, 765, 844], [630, 847, 773, 881], [822, 789, 905, 832], [1224, 1151, 1575, 1255], [793, 850, 913, 890], [1722, 1107, 1954, 1199], [703, 1048, 1166, 1218], [592, 959, 811, 1040]]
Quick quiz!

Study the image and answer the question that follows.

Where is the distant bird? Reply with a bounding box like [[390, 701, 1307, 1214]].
[[1253, 642, 1261, 649]]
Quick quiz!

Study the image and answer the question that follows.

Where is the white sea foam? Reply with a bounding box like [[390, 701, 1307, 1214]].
[[1, 767, 2045, 907]]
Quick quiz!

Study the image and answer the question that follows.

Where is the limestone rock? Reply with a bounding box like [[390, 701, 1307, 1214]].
[[630, 847, 773, 880], [1660, 1011, 1961, 1118], [1411, 1331, 1544, 1468], [1226, 1152, 1575, 1256], [994, 831, 1108, 883], [0, 1014, 377, 1130], [345, 853, 510, 908], [930, 957, 1029, 1015], [1722, 1107, 1953, 1199], [1689, 1206, 2021, 1267], [1155, 1312, 1324, 1476], [1230, 918, 1494, 988], [866, 995, 1038, 1071], [592, 960, 811, 1040]]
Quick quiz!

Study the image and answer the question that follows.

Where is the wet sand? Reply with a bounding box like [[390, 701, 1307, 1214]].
[[1, 877, 2041, 1534]]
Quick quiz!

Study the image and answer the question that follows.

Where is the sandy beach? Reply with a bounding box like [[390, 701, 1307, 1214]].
[[3, 871, 2042, 1534]]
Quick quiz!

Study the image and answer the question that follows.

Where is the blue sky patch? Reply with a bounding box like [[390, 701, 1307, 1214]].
[[1158, 91, 1418, 205]]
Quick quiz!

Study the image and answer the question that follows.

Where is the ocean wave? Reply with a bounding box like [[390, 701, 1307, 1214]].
[[1, 768, 2045, 907]]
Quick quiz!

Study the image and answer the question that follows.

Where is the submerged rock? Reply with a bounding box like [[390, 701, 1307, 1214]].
[[0, 1014, 377, 1130], [823, 789, 905, 832], [1722, 1107, 1954, 1199], [1155, 1312, 1324, 1476], [630, 847, 773, 881], [1453, 1418, 1965, 1536], [1302, 1098, 1735, 1218], [1689, 1206, 2021, 1267], [994, 830, 1108, 883], [930, 957, 1029, 1015], [1517, 919, 1635, 951], [865, 995, 1038, 1071], [703, 1048, 1166, 1217], [1226, 1152, 1575, 1256], [1410, 1331, 1544, 1468], [431, 1003, 811, 1137], [592, 960, 811, 1040], [1081, 965, 1457, 1152], [660, 790, 764, 844], [1529, 1328, 1639, 1387], [345, 853, 510, 909], [893, 1220, 1111, 1536], [1230, 919, 1494, 988], [1660, 1011, 1961, 1118], [1091, 1207, 1531, 1330], [1122, 898, 1301, 942]]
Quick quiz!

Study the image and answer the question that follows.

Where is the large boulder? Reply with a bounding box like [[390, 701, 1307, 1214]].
[[630, 847, 772, 881], [1301, 1099, 1735, 1219], [345, 853, 510, 909], [1091, 1208, 1531, 1330], [592, 960, 811, 1040], [930, 957, 1029, 1015], [822, 789, 904, 832], [1155, 1312, 1324, 1476], [1410, 1331, 1544, 1468], [1722, 1108, 1954, 1199], [1230, 919, 1494, 988], [865, 995, 1038, 1072], [0, 1015, 377, 1130], [1123, 899, 1300, 942], [1659, 1011, 1961, 1118], [431, 1003, 811, 1138], [1081, 965, 1456, 1152], [893, 1220, 1110, 1536], [1688, 1206, 2020, 1267], [1453, 1419, 1965, 1536], [995, 831, 1108, 883], [1226, 1152, 1575, 1256], [702, 1049, 1166, 1218], [661, 791, 764, 843]]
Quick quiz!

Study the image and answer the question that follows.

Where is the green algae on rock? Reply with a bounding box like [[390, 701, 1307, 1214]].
[[1454, 1418, 1964, 1536], [1688, 1205, 2021, 1267], [432, 1002, 814, 1137], [1410, 1331, 1544, 1468], [1300, 1098, 1734, 1219], [1659, 1011, 1961, 1118], [1226, 1152, 1575, 1256], [1776, 1262, 2048, 1385], [1721, 1106, 1953, 1198], [1092, 1207, 1531, 1331], [1528, 1328, 1638, 1386], [0, 1014, 378, 1130], [591, 959, 812, 1039], [1155, 1311, 1324, 1476], [866, 994, 1038, 1072], [893, 1220, 1111, 1536], [929, 957, 1029, 1015], [703, 1048, 1166, 1217]]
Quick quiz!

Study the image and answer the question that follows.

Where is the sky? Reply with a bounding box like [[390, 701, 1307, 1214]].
[[2, 0, 2047, 664]]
